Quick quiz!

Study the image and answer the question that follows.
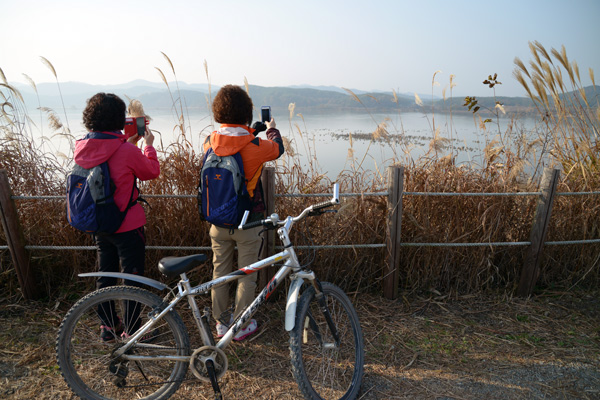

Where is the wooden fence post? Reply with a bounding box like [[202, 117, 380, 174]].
[[517, 167, 561, 297], [258, 167, 275, 289], [0, 169, 40, 299], [384, 166, 404, 299]]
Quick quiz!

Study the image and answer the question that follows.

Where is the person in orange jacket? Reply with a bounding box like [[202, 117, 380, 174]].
[[203, 85, 284, 340]]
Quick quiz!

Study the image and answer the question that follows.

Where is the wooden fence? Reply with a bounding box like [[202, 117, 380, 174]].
[[1, 166, 597, 301]]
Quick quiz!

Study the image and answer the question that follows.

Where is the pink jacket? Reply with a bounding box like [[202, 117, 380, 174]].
[[74, 131, 160, 233]]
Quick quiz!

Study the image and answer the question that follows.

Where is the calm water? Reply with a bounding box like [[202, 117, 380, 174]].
[[36, 109, 537, 178]]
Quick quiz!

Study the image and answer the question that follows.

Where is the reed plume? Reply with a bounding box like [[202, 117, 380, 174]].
[[513, 41, 599, 188], [40, 56, 70, 134], [127, 99, 149, 119]]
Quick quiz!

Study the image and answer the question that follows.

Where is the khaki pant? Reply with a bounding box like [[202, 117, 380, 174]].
[[209, 225, 261, 323]]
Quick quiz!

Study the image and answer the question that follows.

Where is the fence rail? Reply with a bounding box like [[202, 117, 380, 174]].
[[12, 191, 600, 201], [1, 167, 599, 300], [4, 238, 600, 252]]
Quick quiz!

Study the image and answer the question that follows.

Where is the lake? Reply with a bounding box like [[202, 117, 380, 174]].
[[33, 109, 538, 178]]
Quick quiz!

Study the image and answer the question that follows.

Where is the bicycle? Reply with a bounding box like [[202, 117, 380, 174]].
[[56, 184, 364, 400]]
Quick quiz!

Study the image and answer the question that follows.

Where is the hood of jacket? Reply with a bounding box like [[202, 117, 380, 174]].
[[208, 124, 256, 156], [74, 131, 126, 168]]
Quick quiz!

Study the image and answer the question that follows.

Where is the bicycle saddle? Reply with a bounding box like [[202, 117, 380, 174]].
[[158, 254, 208, 278]]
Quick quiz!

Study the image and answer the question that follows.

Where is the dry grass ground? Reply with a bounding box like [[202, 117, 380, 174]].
[[1, 289, 598, 400]]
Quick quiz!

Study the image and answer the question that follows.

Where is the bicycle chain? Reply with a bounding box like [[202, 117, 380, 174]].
[[111, 346, 198, 389], [118, 376, 198, 389]]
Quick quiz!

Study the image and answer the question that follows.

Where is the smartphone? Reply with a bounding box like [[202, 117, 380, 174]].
[[261, 106, 271, 123], [124, 117, 147, 138], [136, 116, 146, 137]]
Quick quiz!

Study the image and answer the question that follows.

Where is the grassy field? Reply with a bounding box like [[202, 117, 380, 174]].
[[1, 288, 598, 399]]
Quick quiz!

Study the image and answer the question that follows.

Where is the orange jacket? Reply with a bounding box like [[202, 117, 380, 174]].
[[203, 124, 284, 197]]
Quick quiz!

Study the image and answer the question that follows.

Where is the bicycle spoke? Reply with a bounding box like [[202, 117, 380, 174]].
[[290, 282, 364, 399], [57, 286, 190, 400]]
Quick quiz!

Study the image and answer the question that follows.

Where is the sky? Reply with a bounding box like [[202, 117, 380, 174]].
[[1, 0, 599, 97]]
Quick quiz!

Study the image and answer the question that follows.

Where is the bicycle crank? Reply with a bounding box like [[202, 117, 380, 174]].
[[189, 345, 228, 382], [109, 359, 129, 388]]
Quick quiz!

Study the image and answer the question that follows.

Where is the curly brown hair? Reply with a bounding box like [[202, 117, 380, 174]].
[[212, 85, 253, 125], [82, 93, 126, 131]]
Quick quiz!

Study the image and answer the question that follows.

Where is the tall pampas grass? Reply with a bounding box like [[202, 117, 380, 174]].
[[513, 41, 599, 188], [40, 56, 70, 135]]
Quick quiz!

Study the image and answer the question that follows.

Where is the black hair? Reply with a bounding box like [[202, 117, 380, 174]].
[[82, 93, 126, 131]]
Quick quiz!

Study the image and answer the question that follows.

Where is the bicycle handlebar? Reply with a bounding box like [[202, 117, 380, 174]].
[[238, 183, 340, 230], [239, 219, 264, 230]]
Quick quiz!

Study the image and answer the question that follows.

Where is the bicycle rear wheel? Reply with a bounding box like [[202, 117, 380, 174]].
[[56, 286, 190, 400], [289, 282, 364, 399]]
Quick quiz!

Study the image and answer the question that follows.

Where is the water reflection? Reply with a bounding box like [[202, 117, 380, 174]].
[[31, 109, 538, 178]]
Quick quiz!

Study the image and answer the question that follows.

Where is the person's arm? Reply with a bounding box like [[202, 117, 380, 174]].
[[265, 118, 284, 159], [129, 128, 160, 180]]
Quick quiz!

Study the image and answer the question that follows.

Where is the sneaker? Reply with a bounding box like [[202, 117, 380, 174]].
[[216, 316, 234, 338], [100, 318, 123, 343], [233, 319, 257, 341]]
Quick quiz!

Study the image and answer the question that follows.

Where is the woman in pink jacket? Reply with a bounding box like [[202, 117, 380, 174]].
[[74, 93, 160, 341]]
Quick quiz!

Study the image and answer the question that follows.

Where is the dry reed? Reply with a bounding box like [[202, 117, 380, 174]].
[[513, 41, 599, 189], [1, 47, 599, 301]]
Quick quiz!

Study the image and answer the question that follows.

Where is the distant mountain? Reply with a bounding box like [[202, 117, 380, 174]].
[[7, 79, 597, 116], [244, 85, 420, 113], [288, 85, 429, 100], [288, 84, 364, 94], [7, 80, 424, 112], [435, 85, 600, 115], [10, 80, 215, 110]]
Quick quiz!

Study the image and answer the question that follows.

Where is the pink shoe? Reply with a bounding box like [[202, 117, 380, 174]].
[[100, 318, 123, 343], [121, 328, 159, 343], [233, 319, 257, 341], [216, 316, 234, 338]]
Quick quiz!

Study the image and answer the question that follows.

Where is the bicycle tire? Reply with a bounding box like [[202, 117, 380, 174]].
[[56, 286, 190, 400], [289, 282, 364, 400]]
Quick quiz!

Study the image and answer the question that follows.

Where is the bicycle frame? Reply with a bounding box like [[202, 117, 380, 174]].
[[81, 183, 340, 361], [85, 217, 317, 361]]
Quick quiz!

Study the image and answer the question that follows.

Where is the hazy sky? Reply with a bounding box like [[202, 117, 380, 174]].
[[1, 0, 598, 97]]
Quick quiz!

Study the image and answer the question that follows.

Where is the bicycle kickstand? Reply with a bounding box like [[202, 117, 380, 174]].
[[206, 359, 223, 400]]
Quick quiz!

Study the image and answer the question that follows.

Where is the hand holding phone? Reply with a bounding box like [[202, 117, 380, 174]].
[[261, 106, 271, 123], [136, 117, 146, 136], [125, 117, 148, 138]]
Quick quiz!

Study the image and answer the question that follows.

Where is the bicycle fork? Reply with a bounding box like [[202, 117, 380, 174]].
[[314, 280, 341, 347], [289, 272, 341, 348]]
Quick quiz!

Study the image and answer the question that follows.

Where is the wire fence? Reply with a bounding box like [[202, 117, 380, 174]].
[[2, 190, 599, 252]]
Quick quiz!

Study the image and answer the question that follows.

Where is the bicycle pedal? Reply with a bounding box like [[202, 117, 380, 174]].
[[109, 361, 129, 379], [113, 377, 127, 388]]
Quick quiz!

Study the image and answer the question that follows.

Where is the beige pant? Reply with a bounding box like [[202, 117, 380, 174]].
[[209, 224, 261, 323]]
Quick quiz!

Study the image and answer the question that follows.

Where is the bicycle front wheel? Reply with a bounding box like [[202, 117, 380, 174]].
[[56, 286, 190, 400], [289, 282, 364, 400]]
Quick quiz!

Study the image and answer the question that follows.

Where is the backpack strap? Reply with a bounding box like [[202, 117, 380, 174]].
[[127, 177, 150, 211]]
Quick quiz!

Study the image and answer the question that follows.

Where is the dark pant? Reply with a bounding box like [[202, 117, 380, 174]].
[[94, 227, 146, 332]]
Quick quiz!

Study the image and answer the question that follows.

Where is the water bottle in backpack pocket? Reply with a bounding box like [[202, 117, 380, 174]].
[[198, 148, 251, 228]]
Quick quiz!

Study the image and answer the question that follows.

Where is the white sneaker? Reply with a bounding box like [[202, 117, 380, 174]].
[[216, 316, 233, 338], [233, 319, 258, 341]]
